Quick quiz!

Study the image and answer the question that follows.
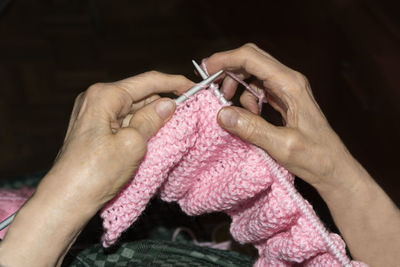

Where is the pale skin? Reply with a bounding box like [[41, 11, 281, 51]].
[[0, 44, 399, 266], [208, 44, 400, 266]]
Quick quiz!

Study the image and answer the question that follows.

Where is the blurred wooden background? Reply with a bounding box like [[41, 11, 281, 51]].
[[0, 0, 399, 210]]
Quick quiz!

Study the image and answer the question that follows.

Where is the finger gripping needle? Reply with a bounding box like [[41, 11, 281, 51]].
[[0, 71, 222, 232], [192, 60, 228, 105], [175, 70, 223, 104]]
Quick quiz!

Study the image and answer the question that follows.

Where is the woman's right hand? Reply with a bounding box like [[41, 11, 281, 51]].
[[205, 43, 360, 195], [205, 44, 400, 267]]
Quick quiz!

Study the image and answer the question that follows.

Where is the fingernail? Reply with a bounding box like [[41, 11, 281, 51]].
[[219, 108, 238, 128], [156, 100, 175, 120]]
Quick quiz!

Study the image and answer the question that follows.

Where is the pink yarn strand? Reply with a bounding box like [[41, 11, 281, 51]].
[[200, 59, 209, 76], [201, 59, 267, 113], [225, 71, 267, 114]]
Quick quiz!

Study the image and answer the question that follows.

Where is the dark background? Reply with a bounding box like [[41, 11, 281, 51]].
[[0, 0, 399, 215]]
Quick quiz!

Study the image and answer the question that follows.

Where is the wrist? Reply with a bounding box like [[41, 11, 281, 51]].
[[0, 174, 99, 266], [314, 149, 372, 207], [38, 168, 107, 213]]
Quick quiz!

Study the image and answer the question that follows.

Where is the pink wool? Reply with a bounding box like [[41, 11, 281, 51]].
[[101, 89, 367, 266], [0, 187, 34, 239]]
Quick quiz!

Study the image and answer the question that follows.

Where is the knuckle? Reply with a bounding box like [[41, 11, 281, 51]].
[[243, 42, 259, 50], [86, 83, 106, 99], [74, 92, 84, 104], [172, 74, 189, 93], [144, 70, 161, 78], [281, 132, 302, 161], [134, 70, 161, 82], [293, 71, 309, 87], [239, 91, 257, 107], [209, 51, 223, 61], [285, 71, 310, 96], [239, 91, 248, 102], [240, 43, 257, 55], [120, 129, 147, 154]]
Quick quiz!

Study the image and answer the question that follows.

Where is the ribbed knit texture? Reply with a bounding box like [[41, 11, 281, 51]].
[[101, 89, 367, 266]]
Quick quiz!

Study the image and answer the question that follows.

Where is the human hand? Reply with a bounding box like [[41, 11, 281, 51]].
[[0, 71, 194, 267], [205, 44, 358, 194], [205, 44, 400, 266], [41, 71, 194, 210]]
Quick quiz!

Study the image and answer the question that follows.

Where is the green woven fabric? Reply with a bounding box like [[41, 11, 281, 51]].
[[65, 240, 253, 267], [1, 172, 255, 266], [0, 171, 45, 189]]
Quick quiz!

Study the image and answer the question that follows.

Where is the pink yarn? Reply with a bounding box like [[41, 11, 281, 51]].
[[0, 187, 34, 239], [101, 89, 366, 266]]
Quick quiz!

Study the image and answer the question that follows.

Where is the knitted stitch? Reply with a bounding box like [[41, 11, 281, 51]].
[[101, 88, 366, 266]]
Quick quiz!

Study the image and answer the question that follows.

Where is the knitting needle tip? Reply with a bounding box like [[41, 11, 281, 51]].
[[201, 70, 223, 85], [192, 60, 208, 80], [175, 70, 223, 104], [192, 61, 229, 105]]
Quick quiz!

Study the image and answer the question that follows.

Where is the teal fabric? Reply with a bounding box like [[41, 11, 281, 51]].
[[1, 172, 255, 266], [0, 171, 45, 189], [65, 240, 253, 267]]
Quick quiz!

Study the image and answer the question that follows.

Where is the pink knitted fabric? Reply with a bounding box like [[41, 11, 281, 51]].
[[101, 89, 366, 266], [0, 187, 34, 239]]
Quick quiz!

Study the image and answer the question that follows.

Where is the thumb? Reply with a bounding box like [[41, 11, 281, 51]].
[[217, 106, 285, 158], [128, 98, 176, 141], [111, 98, 175, 175]]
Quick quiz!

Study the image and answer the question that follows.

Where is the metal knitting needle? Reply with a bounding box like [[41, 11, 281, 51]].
[[192, 60, 228, 105], [0, 71, 223, 231], [192, 60, 208, 80], [0, 73, 221, 232], [0, 212, 16, 231], [175, 70, 223, 104]]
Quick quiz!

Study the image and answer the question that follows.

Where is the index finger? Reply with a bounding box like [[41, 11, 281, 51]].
[[112, 71, 195, 102], [205, 44, 293, 91], [80, 72, 194, 135]]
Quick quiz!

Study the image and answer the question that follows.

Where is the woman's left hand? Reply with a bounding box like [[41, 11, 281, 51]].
[[0, 71, 194, 267], [45, 71, 193, 208]]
